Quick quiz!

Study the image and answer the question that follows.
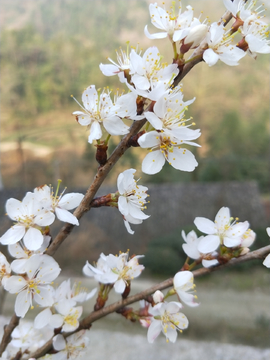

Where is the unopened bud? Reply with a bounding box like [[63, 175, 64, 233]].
[[95, 143, 108, 166], [153, 290, 164, 303], [240, 247, 250, 256]]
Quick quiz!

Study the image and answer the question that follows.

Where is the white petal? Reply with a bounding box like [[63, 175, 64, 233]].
[[3, 275, 27, 293], [141, 150, 165, 175], [23, 227, 44, 251], [114, 279, 126, 294], [6, 198, 23, 220], [58, 193, 84, 210], [138, 131, 160, 148], [263, 253, 270, 268], [103, 117, 129, 136], [173, 271, 193, 289], [88, 121, 102, 143], [99, 63, 119, 76], [144, 25, 168, 39], [50, 314, 64, 329], [194, 217, 216, 234], [223, 236, 242, 248], [15, 290, 30, 318], [74, 112, 91, 126], [34, 286, 54, 307], [167, 148, 198, 172], [203, 48, 219, 66], [198, 235, 220, 253], [144, 111, 163, 130], [118, 196, 129, 216], [34, 308, 52, 329], [202, 259, 219, 268], [53, 334, 66, 351], [35, 210, 55, 226], [124, 219, 134, 235], [147, 320, 162, 343], [0, 225, 25, 245], [55, 207, 79, 225]]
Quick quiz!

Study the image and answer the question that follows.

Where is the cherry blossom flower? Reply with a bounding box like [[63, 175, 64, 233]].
[[144, 85, 196, 131], [34, 184, 83, 226], [0, 252, 11, 286], [223, 0, 264, 21], [3, 254, 61, 317], [10, 321, 53, 354], [34, 280, 96, 330], [263, 227, 270, 268], [203, 22, 246, 66], [194, 207, 250, 253], [181, 230, 219, 268], [0, 192, 55, 251], [72, 85, 130, 143], [138, 128, 199, 175], [99, 43, 141, 83], [147, 301, 188, 343], [83, 252, 144, 294], [126, 47, 179, 101], [35, 301, 82, 332], [99, 46, 131, 80], [8, 235, 51, 274], [117, 168, 149, 234], [181, 230, 201, 260], [240, 228, 256, 248], [54, 278, 97, 304], [242, 18, 270, 56], [52, 331, 89, 360], [173, 271, 199, 307], [145, 2, 193, 41]]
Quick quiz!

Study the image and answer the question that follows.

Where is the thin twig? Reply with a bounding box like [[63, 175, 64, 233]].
[[27, 245, 270, 359]]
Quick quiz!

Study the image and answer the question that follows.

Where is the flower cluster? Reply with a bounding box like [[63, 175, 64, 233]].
[[83, 251, 144, 294], [146, 271, 198, 343], [181, 207, 256, 268], [117, 168, 149, 234], [1, 0, 270, 358], [0, 183, 83, 251]]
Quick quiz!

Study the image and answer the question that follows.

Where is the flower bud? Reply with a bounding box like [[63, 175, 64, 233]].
[[153, 290, 164, 303]]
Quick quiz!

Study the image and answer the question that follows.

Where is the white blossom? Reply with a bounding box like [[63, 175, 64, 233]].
[[263, 227, 270, 268], [117, 168, 149, 234], [8, 235, 51, 274], [145, 2, 193, 41], [203, 22, 246, 66], [138, 128, 199, 175], [83, 252, 144, 294], [181, 230, 201, 260], [0, 252, 11, 286], [147, 301, 188, 343], [173, 271, 199, 307], [72, 85, 130, 143], [194, 207, 250, 253], [34, 184, 83, 226], [126, 47, 179, 101], [3, 254, 61, 317], [0, 192, 55, 251], [52, 331, 89, 360], [10, 321, 53, 353]]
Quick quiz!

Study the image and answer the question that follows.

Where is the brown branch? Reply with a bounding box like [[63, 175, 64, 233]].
[[0, 6, 239, 356], [27, 245, 270, 359], [0, 314, 20, 355]]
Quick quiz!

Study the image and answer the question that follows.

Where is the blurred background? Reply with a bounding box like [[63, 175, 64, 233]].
[[0, 0, 270, 349]]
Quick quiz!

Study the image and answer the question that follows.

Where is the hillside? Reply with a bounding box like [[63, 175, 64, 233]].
[[0, 0, 269, 190]]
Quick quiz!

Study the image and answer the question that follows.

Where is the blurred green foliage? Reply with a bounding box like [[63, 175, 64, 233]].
[[0, 0, 269, 192]]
